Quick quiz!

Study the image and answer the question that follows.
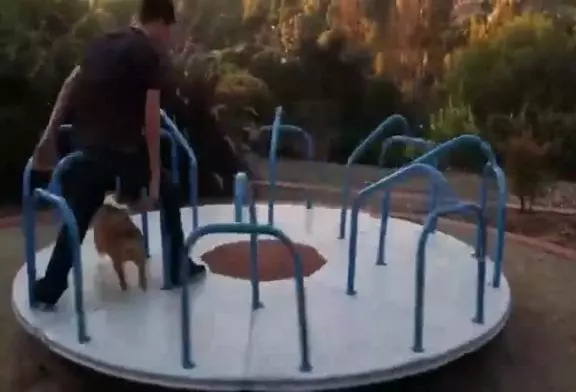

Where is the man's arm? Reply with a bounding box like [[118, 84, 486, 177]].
[[144, 89, 162, 198], [140, 46, 170, 200], [42, 66, 81, 139], [32, 66, 81, 170]]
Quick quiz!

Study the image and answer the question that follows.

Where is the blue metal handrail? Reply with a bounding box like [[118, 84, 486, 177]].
[[413, 202, 487, 353], [22, 184, 89, 344], [161, 128, 180, 185], [160, 110, 199, 230], [48, 150, 85, 195], [338, 114, 411, 239], [267, 106, 283, 224], [406, 134, 506, 288], [180, 223, 312, 372], [347, 163, 458, 295], [377, 136, 435, 169], [261, 123, 315, 211], [234, 172, 262, 310], [410, 134, 498, 167], [479, 162, 507, 288], [376, 136, 438, 265]]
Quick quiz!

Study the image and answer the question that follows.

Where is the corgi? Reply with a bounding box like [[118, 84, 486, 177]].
[[92, 195, 147, 291]]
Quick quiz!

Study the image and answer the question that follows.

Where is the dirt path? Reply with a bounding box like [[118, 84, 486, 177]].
[[2, 193, 576, 391], [254, 159, 576, 209]]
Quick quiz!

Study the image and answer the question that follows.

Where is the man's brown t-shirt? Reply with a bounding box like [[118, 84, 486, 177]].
[[70, 27, 165, 151]]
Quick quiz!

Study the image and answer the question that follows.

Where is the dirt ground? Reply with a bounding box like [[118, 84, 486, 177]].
[[449, 208, 576, 251], [2, 197, 576, 392], [4, 162, 576, 391]]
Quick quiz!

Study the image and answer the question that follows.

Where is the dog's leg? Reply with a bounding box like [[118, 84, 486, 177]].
[[136, 260, 147, 291], [93, 228, 105, 256], [112, 260, 128, 291]]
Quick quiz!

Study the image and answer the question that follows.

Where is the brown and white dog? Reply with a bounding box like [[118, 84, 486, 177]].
[[92, 195, 147, 291]]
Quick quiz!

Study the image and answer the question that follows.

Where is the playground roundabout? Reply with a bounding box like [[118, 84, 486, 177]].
[[10, 110, 522, 391], [12, 202, 511, 391], [11, 108, 576, 392]]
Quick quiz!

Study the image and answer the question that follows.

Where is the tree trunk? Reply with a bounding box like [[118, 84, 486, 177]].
[[519, 195, 526, 213], [292, 99, 339, 161]]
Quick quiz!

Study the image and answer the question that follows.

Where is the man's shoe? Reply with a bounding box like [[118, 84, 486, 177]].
[[171, 258, 207, 286], [188, 261, 207, 279], [31, 280, 59, 310]]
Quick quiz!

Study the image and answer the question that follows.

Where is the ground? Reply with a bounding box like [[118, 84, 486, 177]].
[[256, 159, 576, 251], [3, 163, 576, 391]]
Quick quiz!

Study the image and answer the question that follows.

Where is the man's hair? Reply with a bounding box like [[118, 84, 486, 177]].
[[138, 0, 176, 25]]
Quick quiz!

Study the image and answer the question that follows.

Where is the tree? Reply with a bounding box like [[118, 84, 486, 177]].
[[0, 0, 103, 202], [444, 13, 576, 121], [442, 12, 576, 178], [504, 129, 552, 212]]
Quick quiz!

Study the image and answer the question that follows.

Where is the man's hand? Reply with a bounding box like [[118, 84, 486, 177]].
[[129, 171, 160, 213], [31, 134, 58, 172]]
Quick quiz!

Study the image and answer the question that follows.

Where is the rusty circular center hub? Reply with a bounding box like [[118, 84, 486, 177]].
[[201, 239, 327, 281]]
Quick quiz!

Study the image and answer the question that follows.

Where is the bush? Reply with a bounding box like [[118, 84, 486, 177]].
[[429, 98, 478, 142], [445, 13, 576, 120], [428, 98, 485, 171], [331, 75, 406, 165], [214, 68, 274, 145], [442, 13, 576, 178], [0, 0, 103, 203], [503, 130, 552, 212]]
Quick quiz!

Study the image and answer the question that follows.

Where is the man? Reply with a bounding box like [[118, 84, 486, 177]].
[[31, 0, 206, 307]]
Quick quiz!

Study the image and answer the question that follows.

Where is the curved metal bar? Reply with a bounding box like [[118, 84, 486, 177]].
[[161, 128, 180, 185], [347, 163, 458, 295], [410, 134, 498, 167], [139, 188, 150, 257], [31, 189, 90, 344], [160, 110, 199, 230], [386, 134, 506, 281], [180, 222, 311, 372], [376, 136, 438, 265], [48, 151, 85, 195], [375, 191, 391, 266], [478, 163, 507, 288], [234, 173, 247, 222], [22, 159, 37, 308], [413, 202, 487, 353], [260, 123, 315, 210], [428, 156, 441, 233], [22, 151, 86, 307], [339, 114, 411, 239], [377, 136, 435, 169], [234, 173, 262, 310], [267, 106, 284, 224]]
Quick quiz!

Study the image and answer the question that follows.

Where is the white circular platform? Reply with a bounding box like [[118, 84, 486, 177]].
[[12, 203, 511, 391]]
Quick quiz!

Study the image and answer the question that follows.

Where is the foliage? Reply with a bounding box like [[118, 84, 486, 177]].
[[0, 0, 105, 202], [214, 67, 273, 141], [443, 12, 576, 178], [503, 128, 552, 212], [427, 97, 483, 171], [429, 97, 478, 142], [444, 13, 576, 120], [5, 0, 576, 204]]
